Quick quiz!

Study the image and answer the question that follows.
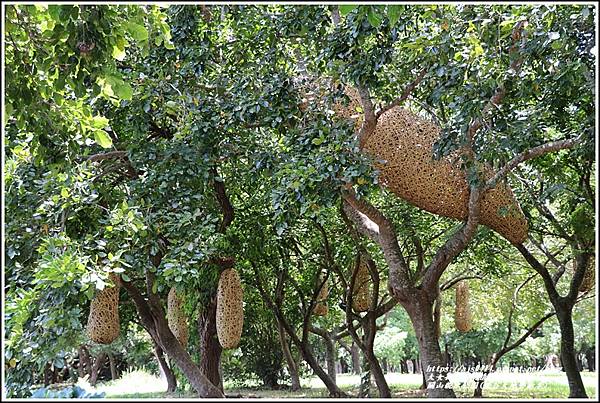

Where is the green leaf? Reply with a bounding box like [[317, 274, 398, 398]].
[[152, 280, 158, 294], [339, 5, 357, 16], [4, 103, 13, 127], [126, 21, 148, 41], [367, 9, 382, 28], [113, 80, 133, 100], [387, 5, 402, 27], [48, 5, 61, 21], [90, 115, 109, 129], [94, 130, 113, 149], [121, 273, 130, 282], [60, 188, 69, 198], [112, 45, 126, 61]]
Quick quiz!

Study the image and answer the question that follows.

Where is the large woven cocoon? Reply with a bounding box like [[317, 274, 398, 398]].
[[579, 257, 595, 293], [86, 273, 120, 344], [333, 88, 528, 245], [454, 281, 472, 333], [167, 287, 189, 348], [216, 268, 244, 349], [313, 278, 329, 316], [352, 258, 371, 312]]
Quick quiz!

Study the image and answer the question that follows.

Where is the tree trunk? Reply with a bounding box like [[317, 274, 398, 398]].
[[359, 357, 371, 397], [556, 307, 588, 398], [584, 346, 595, 371], [403, 293, 456, 398], [90, 352, 107, 386], [122, 279, 224, 398], [43, 362, 52, 386], [277, 320, 301, 391], [351, 342, 361, 374], [77, 345, 92, 378], [365, 349, 391, 397], [154, 343, 177, 393], [298, 341, 346, 397], [107, 352, 118, 380], [324, 334, 337, 384], [198, 295, 224, 393]]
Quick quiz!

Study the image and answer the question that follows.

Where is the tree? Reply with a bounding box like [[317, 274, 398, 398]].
[[4, 4, 595, 399]]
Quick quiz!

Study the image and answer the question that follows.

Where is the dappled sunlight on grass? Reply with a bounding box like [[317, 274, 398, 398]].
[[93, 369, 169, 398], [99, 369, 597, 399]]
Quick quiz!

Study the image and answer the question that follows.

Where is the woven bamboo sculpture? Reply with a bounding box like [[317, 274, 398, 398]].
[[313, 276, 329, 316], [579, 257, 596, 293], [86, 273, 121, 344], [333, 87, 528, 245], [454, 280, 473, 333], [216, 268, 244, 349], [352, 255, 372, 312], [167, 287, 189, 348]]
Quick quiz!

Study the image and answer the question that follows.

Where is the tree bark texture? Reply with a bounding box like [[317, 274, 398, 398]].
[[154, 343, 177, 393], [90, 352, 107, 386], [277, 320, 301, 390], [198, 294, 224, 393], [557, 307, 588, 398], [402, 292, 456, 398]]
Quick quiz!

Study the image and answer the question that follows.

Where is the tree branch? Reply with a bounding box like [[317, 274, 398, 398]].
[[341, 190, 411, 290], [375, 68, 427, 119], [211, 166, 234, 233], [355, 85, 377, 145], [515, 243, 560, 302], [421, 187, 482, 293], [486, 136, 583, 190]]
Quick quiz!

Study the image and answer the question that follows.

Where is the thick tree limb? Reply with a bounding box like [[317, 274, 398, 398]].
[[421, 187, 482, 294], [341, 190, 411, 289], [211, 166, 234, 233], [355, 85, 377, 145], [515, 243, 561, 302]]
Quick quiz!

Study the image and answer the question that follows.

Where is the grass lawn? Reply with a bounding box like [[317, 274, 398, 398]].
[[92, 369, 597, 399]]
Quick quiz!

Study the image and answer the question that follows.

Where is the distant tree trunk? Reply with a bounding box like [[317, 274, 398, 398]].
[[584, 346, 595, 371], [90, 352, 107, 386], [277, 319, 301, 391], [198, 294, 224, 393], [107, 352, 118, 380], [154, 343, 177, 393], [43, 362, 52, 386]]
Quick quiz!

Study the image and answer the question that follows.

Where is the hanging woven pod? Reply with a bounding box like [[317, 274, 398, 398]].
[[579, 256, 596, 293], [216, 268, 244, 349], [313, 275, 329, 316], [167, 287, 189, 348], [454, 280, 473, 333], [86, 272, 121, 344], [333, 87, 528, 245], [352, 255, 372, 312]]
